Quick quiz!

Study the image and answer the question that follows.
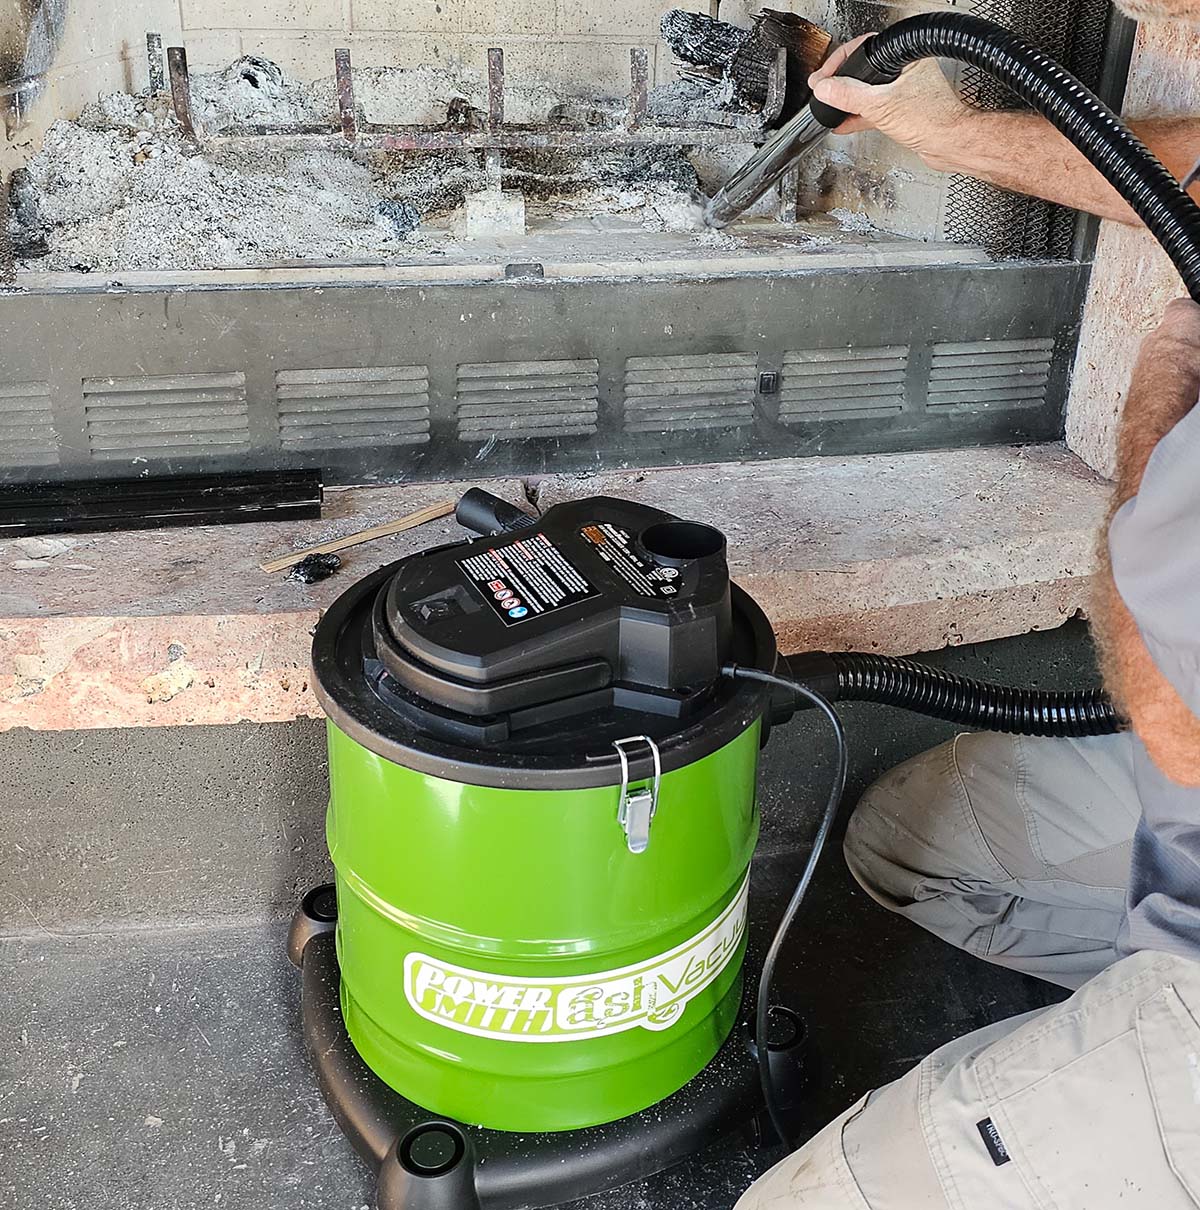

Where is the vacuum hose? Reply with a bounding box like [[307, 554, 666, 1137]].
[[705, 12, 1200, 303], [728, 650, 1119, 1145], [787, 650, 1122, 736]]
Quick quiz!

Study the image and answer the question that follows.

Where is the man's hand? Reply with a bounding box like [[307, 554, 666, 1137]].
[[807, 34, 972, 166], [1094, 299, 1200, 786]]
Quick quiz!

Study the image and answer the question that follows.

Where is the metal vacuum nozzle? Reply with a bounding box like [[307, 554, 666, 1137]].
[[703, 106, 831, 229], [703, 35, 900, 229]]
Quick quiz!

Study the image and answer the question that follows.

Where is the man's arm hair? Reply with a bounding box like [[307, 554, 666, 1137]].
[[1092, 299, 1200, 785], [926, 115, 1200, 225]]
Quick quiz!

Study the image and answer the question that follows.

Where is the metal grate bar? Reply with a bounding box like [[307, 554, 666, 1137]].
[[167, 46, 198, 138], [146, 33, 165, 94]]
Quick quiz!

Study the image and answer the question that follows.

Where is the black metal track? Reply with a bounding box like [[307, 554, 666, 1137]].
[[0, 469, 323, 536]]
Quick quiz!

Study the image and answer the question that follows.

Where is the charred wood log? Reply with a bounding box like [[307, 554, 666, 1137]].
[[660, 8, 832, 121]]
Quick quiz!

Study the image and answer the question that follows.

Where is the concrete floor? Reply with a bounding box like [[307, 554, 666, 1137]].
[[0, 624, 1101, 1209]]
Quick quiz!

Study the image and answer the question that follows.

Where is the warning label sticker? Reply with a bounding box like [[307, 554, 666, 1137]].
[[579, 523, 682, 598], [459, 532, 598, 626]]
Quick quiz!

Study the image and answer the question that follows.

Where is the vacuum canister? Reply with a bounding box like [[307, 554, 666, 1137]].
[[311, 494, 776, 1132]]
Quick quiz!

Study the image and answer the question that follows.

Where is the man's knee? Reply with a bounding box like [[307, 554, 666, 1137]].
[[843, 738, 959, 906], [736, 1069, 947, 1209], [734, 1094, 879, 1209], [843, 733, 1019, 911]]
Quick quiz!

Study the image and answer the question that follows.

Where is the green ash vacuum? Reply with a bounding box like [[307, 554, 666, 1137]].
[[284, 7, 1200, 1202], [289, 489, 814, 1209]]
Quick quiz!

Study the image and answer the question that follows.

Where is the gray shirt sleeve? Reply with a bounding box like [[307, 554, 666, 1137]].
[[1109, 404, 1200, 963], [1108, 402, 1200, 717]]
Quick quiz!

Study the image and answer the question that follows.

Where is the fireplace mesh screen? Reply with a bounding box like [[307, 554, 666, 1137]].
[[840, 0, 1117, 259], [947, 0, 1115, 258]]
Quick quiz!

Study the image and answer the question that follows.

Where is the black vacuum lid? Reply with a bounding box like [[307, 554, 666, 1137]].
[[311, 493, 776, 788]]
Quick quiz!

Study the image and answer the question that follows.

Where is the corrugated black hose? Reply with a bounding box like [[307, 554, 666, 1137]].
[[785, 651, 1123, 737]]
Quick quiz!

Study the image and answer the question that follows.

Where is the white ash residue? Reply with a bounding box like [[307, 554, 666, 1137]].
[[356, 63, 627, 128], [12, 114, 414, 271], [637, 190, 707, 232], [523, 182, 710, 234], [694, 226, 739, 248], [519, 141, 707, 233], [77, 90, 159, 134], [8, 55, 728, 273], [829, 206, 875, 234], [646, 78, 753, 126], [188, 56, 335, 131]]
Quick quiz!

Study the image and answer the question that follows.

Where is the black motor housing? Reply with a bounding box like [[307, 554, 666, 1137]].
[[311, 492, 776, 787], [375, 495, 739, 722]]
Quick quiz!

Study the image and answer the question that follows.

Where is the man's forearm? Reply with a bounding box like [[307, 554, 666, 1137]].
[[923, 113, 1200, 225]]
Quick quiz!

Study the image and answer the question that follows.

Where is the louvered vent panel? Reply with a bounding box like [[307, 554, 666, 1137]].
[[0, 382, 57, 464], [276, 366, 430, 448], [623, 353, 756, 433], [927, 338, 1054, 411], [83, 372, 249, 460], [456, 359, 599, 441], [779, 347, 908, 422]]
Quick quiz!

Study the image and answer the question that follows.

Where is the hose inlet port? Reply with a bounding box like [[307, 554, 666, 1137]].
[[640, 520, 726, 566]]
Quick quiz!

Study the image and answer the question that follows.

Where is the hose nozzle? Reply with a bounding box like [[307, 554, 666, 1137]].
[[703, 36, 897, 229], [704, 107, 830, 229]]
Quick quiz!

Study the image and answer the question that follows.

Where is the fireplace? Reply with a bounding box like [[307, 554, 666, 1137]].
[[0, 0, 1132, 487]]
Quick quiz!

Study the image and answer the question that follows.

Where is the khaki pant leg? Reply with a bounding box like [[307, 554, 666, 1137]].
[[734, 1095, 875, 1210], [736, 951, 1200, 1210], [844, 731, 1141, 988]]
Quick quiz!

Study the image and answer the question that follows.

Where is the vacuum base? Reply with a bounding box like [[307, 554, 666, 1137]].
[[289, 885, 811, 1210]]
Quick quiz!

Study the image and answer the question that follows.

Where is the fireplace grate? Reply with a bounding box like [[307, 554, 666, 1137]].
[[154, 37, 786, 156]]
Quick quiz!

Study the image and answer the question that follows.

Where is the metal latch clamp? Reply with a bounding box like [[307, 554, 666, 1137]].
[[613, 735, 662, 855]]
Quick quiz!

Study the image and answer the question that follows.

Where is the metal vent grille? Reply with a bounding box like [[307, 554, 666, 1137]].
[[83, 372, 249, 460], [927, 338, 1054, 411], [779, 346, 908, 422], [276, 366, 430, 448], [623, 353, 756, 432], [0, 382, 57, 464], [456, 359, 599, 442]]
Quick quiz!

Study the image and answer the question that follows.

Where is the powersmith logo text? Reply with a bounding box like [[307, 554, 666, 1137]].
[[403, 876, 749, 1043]]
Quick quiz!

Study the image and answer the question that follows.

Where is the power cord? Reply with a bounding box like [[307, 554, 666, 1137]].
[[722, 664, 849, 1149]]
